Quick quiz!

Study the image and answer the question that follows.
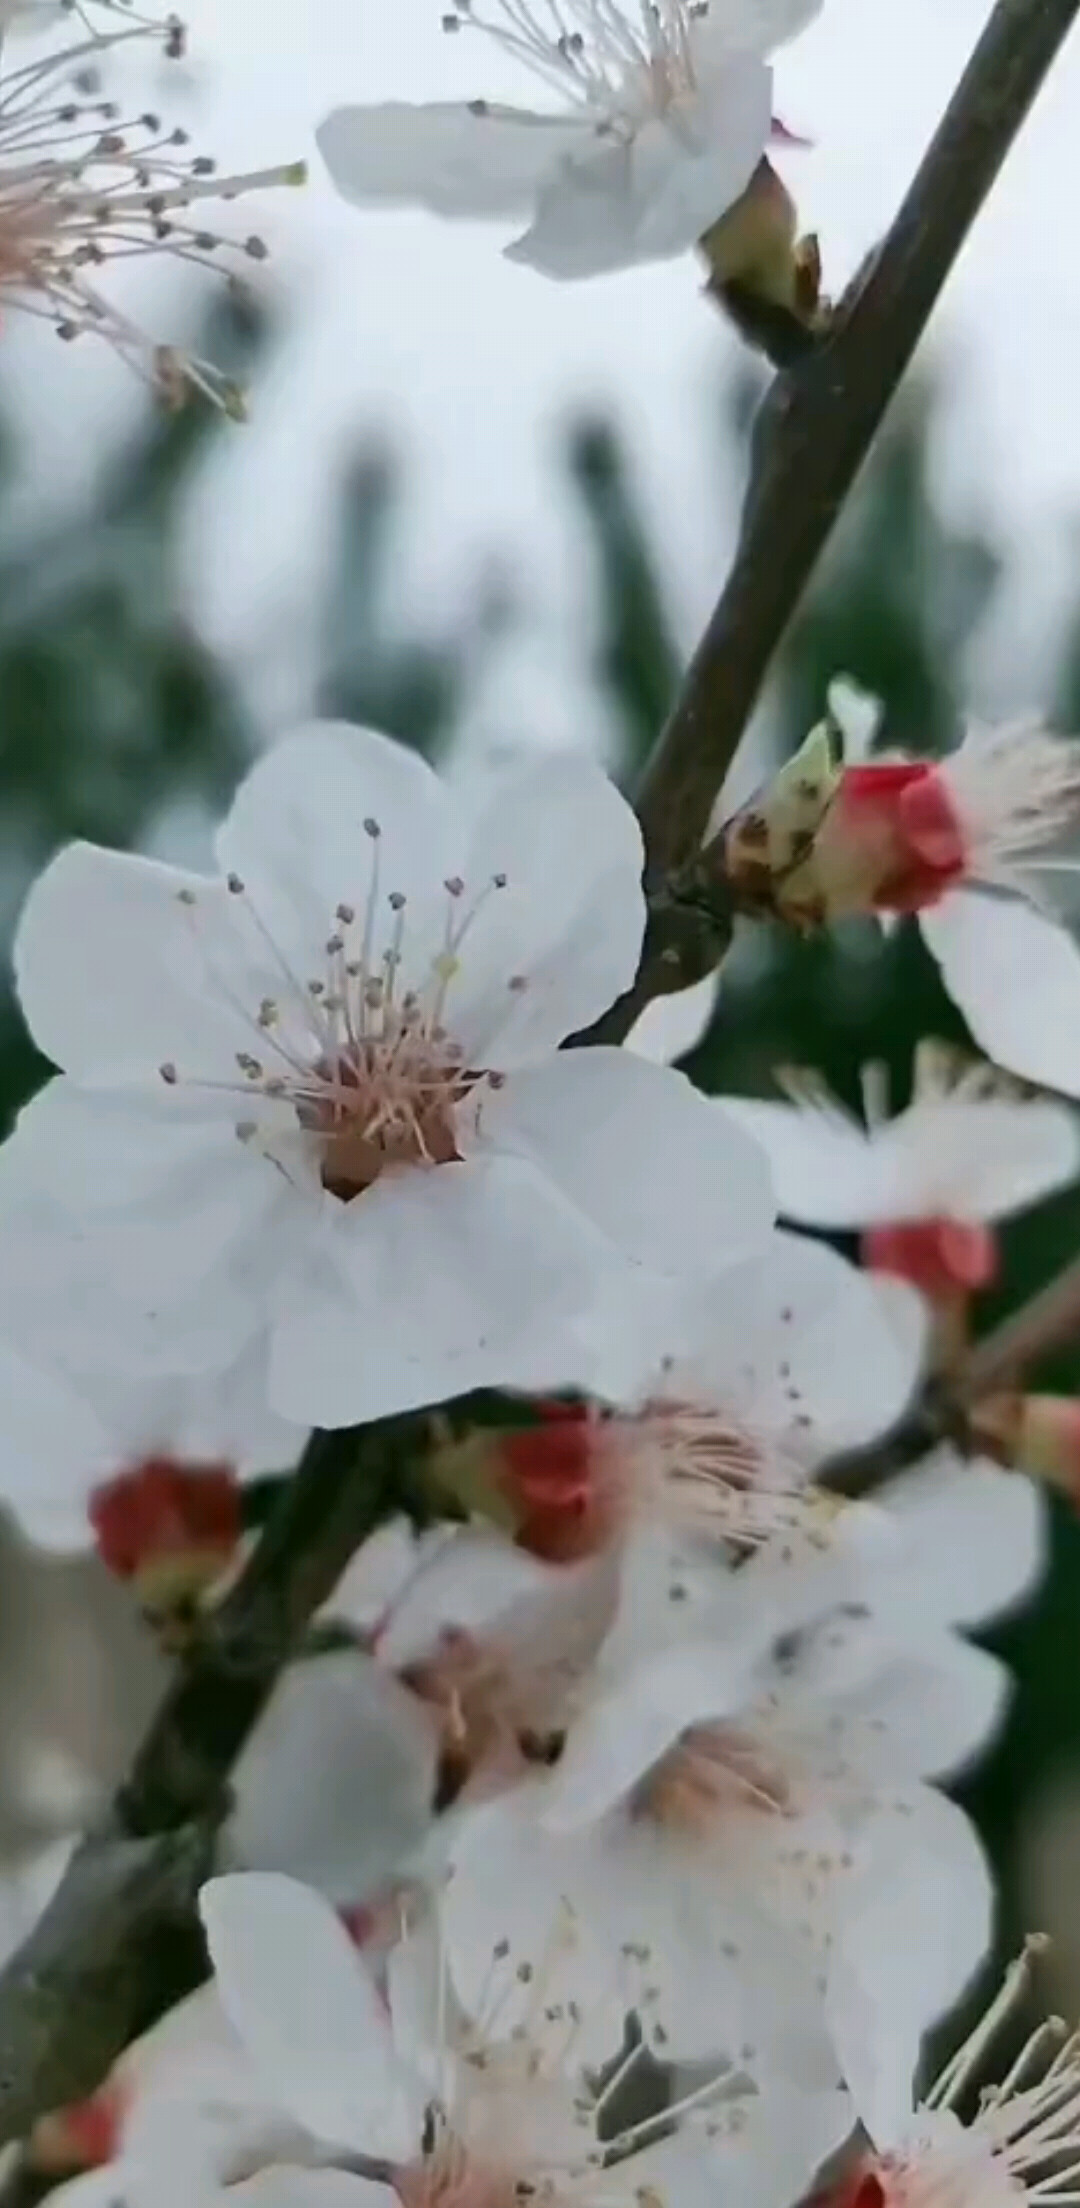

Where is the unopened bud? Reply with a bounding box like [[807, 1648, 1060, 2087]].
[[861, 1217, 998, 1300], [721, 720, 842, 928], [699, 158, 827, 363], [722, 721, 969, 931], [89, 1458, 242, 1615]]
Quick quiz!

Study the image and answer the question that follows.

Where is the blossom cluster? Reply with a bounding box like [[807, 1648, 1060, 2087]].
[[3, 8, 1080, 2208]]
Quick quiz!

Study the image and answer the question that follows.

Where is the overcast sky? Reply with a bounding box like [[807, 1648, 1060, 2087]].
[[8, 0, 1080, 737]]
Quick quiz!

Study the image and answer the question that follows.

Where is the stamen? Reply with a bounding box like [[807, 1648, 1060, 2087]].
[[0, 3, 305, 408]]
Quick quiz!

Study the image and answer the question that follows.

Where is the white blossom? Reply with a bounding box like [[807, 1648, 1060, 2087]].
[[193, 1870, 853, 2208], [437, 1530, 999, 2063], [0, 1332, 295, 1552], [823, 681, 1080, 1094], [9, 723, 773, 1427], [494, 1231, 924, 1564], [831, 1936, 1080, 2208], [723, 1046, 1078, 1304], [317, 0, 820, 281]]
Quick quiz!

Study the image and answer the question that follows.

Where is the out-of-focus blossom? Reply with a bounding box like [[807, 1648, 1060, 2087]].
[[192, 1870, 853, 2208], [440, 1548, 998, 2062], [0, 1335, 294, 1559], [10, 722, 774, 1426], [496, 1231, 922, 1563], [0, 0, 304, 409], [828, 1936, 1078, 2206], [724, 1045, 1078, 1304], [318, 0, 819, 282], [724, 679, 1080, 1088]]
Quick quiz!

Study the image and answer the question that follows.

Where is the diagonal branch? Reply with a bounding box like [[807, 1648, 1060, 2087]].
[[584, 0, 1080, 1046]]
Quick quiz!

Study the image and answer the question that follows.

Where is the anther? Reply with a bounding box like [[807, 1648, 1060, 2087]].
[[159, 1061, 178, 1084], [227, 872, 244, 895]]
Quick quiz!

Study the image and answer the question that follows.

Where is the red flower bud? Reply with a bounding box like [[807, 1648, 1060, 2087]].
[[861, 1217, 998, 1298], [89, 1457, 241, 1590]]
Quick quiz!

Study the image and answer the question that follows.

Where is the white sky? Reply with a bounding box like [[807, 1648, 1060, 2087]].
[[7, 0, 1080, 736]]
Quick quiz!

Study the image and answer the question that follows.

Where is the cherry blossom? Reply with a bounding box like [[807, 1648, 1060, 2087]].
[[753, 679, 1080, 1091], [494, 1232, 923, 1564], [190, 1870, 853, 2208], [723, 1045, 1079, 1305], [0, 1333, 294, 1557], [317, 0, 820, 282], [10, 723, 774, 1426], [828, 1937, 1080, 2208], [438, 1537, 999, 2063]]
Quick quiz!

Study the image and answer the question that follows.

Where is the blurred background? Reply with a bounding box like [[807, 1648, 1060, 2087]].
[[1, 0, 1080, 2039]]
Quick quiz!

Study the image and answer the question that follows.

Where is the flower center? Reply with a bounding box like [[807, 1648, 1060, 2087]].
[[162, 831, 517, 1203], [304, 1031, 470, 1200], [395, 2140, 523, 2208], [636, 1722, 795, 1837], [502, 1396, 830, 1562]]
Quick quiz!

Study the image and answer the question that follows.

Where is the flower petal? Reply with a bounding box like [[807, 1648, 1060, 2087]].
[[692, 2084, 853, 2208], [318, 101, 589, 218], [625, 973, 720, 1065], [15, 843, 257, 1083], [448, 751, 645, 1065], [872, 1451, 1046, 1631], [216, 723, 459, 993], [228, 1654, 436, 1904], [543, 1639, 749, 1832], [268, 1153, 601, 1427], [892, 1095, 1080, 1222], [477, 1050, 774, 1275], [230, 2176, 391, 2208], [827, 1791, 991, 2147], [675, 1231, 922, 1461], [718, 1097, 906, 1226], [922, 889, 1080, 1095], [508, 58, 772, 277], [0, 1338, 109, 1532], [200, 1873, 422, 2160]]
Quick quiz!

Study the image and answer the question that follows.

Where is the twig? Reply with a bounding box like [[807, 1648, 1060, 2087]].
[[583, 0, 1080, 1046], [0, 1413, 424, 2144], [823, 1254, 1080, 1499]]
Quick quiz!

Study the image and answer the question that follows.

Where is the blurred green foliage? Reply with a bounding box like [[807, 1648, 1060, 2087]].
[[3, 308, 1080, 1951]]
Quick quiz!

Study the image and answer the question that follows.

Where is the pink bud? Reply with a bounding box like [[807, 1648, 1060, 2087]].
[[861, 1217, 998, 1298], [89, 1458, 241, 1593], [813, 760, 968, 916]]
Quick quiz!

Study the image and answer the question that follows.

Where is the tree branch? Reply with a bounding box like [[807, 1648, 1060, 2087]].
[[584, 0, 1080, 1046], [0, 1413, 424, 2144], [823, 1254, 1080, 1499]]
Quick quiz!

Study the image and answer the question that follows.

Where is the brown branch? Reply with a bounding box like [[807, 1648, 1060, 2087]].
[[823, 1254, 1080, 1499], [0, 1413, 425, 2144], [584, 0, 1080, 1047]]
